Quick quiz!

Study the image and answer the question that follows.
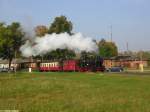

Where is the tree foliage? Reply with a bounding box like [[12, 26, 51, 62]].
[[98, 39, 118, 58], [80, 51, 97, 59], [0, 23, 6, 47], [34, 25, 48, 37], [45, 16, 75, 60], [136, 51, 150, 59], [43, 49, 76, 60], [48, 16, 73, 35], [0, 22, 25, 69]]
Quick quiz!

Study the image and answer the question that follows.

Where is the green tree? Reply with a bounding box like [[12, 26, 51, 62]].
[[0, 22, 25, 70], [137, 51, 150, 66], [0, 23, 6, 47], [80, 51, 97, 59], [44, 49, 76, 60], [137, 51, 150, 59], [48, 16, 73, 35], [98, 39, 118, 58], [46, 16, 75, 60]]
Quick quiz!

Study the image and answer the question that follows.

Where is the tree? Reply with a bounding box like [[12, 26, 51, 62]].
[[137, 51, 150, 59], [137, 51, 150, 66], [98, 39, 118, 58], [48, 16, 73, 35], [80, 51, 97, 59], [45, 16, 75, 60], [34, 25, 48, 37], [44, 49, 76, 60], [0, 23, 6, 47], [0, 22, 25, 70]]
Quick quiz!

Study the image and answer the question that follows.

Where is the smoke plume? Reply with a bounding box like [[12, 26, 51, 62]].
[[20, 33, 98, 57]]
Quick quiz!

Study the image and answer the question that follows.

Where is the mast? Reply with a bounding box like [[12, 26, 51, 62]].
[[110, 25, 112, 42], [126, 42, 129, 53]]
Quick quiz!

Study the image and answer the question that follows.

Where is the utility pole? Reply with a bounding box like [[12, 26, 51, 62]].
[[110, 25, 112, 42], [140, 51, 143, 62], [126, 42, 129, 54]]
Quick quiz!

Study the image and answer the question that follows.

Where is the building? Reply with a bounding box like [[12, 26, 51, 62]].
[[0, 58, 40, 70], [104, 56, 148, 69]]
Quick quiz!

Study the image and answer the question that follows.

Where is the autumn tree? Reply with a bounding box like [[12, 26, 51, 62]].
[[35, 25, 48, 37]]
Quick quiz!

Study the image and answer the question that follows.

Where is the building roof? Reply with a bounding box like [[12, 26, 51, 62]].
[[0, 58, 39, 64], [104, 55, 148, 61]]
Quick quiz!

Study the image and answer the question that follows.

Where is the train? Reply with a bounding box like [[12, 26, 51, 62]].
[[39, 55, 105, 72]]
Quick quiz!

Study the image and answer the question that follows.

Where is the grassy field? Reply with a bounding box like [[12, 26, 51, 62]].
[[0, 72, 150, 112]]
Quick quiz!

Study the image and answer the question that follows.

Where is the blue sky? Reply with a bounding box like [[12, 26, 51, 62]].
[[0, 0, 150, 51]]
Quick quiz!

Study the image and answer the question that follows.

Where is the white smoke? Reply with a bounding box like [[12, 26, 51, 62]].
[[20, 33, 98, 57]]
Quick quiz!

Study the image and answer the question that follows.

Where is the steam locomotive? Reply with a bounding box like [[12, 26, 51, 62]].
[[39, 55, 105, 72]]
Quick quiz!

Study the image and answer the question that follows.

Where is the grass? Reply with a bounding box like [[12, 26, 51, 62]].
[[0, 72, 150, 112]]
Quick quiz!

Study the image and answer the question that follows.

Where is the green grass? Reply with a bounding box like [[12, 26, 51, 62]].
[[0, 72, 150, 112]]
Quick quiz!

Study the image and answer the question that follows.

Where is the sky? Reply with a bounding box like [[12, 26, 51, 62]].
[[0, 0, 150, 51]]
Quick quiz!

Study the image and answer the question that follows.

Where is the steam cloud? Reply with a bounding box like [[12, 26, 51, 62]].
[[20, 33, 98, 57]]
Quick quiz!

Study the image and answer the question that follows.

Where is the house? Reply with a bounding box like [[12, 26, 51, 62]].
[[103, 55, 148, 69], [0, 58, 40, 70]]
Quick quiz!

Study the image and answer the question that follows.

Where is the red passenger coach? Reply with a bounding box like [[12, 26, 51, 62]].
[[63, 60, 79, 71], [40, 62, 62, 72]]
